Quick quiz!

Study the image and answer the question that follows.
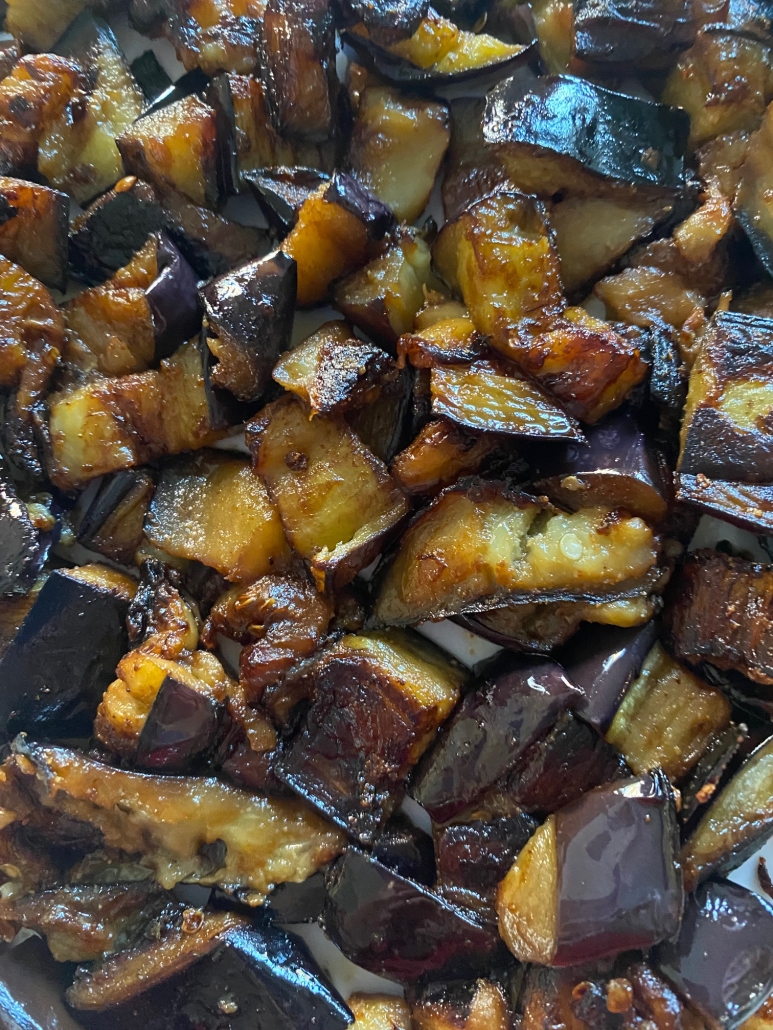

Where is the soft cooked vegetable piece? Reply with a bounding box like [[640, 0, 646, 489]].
[[0, 472, 50, 598], [735, 104, 773, 275], [276, 629, 465, 841], [349, 993, 414, 1030], [347, 362, 416, 464], [391, 420, 499, 497], [484, 73, 689, 197], [398, 311, 487, 368], [349, 86, 450, 223], [410, 979, 512, 1030], [0, 177, 68, 291], [666, 549, 773, 687], [676, 475, 773, 535], [7, 740, 345, 900], [442, 97, 514, 224], [658, 880, 773, 1030], [0, 565, 134, 741], [5, 0, 96, 51], [321, 848, 500, 981], [372, 814, 435, 884], [165, 0, 265, 75], [594, 264, 706, 332], [246, 165, 330, 232], [117, 95, 222, 210], [73, 469, 154, 565], [46, 340, 223, 490], [605, 642, 731, 782], [573, 0, 692, 64], [680, 734, 773, 891], [497, 771, 682, 966], [66, 909, 352, 1030], [248, 393, 409, 590], [372, 480, 662, 625]]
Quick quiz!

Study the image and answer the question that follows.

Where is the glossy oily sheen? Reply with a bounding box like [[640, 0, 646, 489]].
[[553, 770, 683, 965], [135, 675, 222, 772]]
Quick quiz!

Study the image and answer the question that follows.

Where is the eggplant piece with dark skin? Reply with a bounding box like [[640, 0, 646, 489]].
[[347, 363, 416, 464], [130, 50, 173, 105], [72, 470, 154, 566], [349, 993, 414, 1030], [275, 629, 465, 842], [442, 97, 515, 225], [0, 565, 135, 741], [657, 880, 773, 1030], [246, 166, 330, 234], [676, 476, 773, 536], [0, 935, 85, 1030], [484, 73, 690, 197], [0, 472, 51, 598], [67, 908, 352, 1030], [373, 814, 436, 885], [165, 0, 264, 75], [0, 177, 68, 292], [497, 770, 683, 966], [410, 979, 513, 1030], [573, 0, 693, 65], [679, 721, 749, 825], [266, 869, 328, 923], [321, 848, 501, 982], [411, 656, 580, 824], [201, 250, 297, 404], [391, 420, 500, 499], [135, 673, 225, 772], [735, 101, 773, 276], [334, 0, 429, 37]]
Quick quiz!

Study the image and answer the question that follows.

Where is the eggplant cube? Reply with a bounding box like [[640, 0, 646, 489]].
[[658, 880, 773, 1030], [497, 770, 683, 966], [276, 629, 465, 841], [135, 674, 223, 772], [0, 176, 68, 291], [0, 565, 135, 741], [246, 166, 331, 234]]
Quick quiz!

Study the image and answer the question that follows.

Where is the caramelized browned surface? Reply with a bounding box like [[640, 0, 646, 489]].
[[167, 0, 266, 74], [0, 177, 67, 290], [391, 420, 498, 497]]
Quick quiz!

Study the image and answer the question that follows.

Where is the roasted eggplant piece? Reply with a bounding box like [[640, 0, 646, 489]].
[[442, 97, 514, 224], [0, 564, 135, 740], [411, 656, 580, 823], [347, 362, 416, 464], [130, 50, 173, 105], [47, 13, 145, 205], [246, 165, 330, 233], [348, 86, 449, 224], [321, 847, 500, 982], [276, 629, 465, 841], [7, 739, 345, 899], [282, 172, 395, 305], [667, 549, 773, 688], [680, 721, 749, 825], [166, 0, 264, 75], [349, 993, 414, 1030], [0, 471, 55, 598], [735, 103, 773, 275], [658, 880, 773, 1030], [531, 410, 671, 522], [73, 469, 154, 565], [117, 95, 222, 210], [573, 0, 692, 65], [0, 935, 85, 1030], [0, 176, 68, 291], [248, 393, 409, 591], [484, 73, 690, 197], [373, 814, 436, 885], [399, 310, 487, 369], [266, 869, 328, 923], [677, 475, 773, 535], [201, 250, 296, 403], [372, 480, 662, 626], [67, 908, 352, 1030], [497, 770, 683, 966], [391, 420, 499, 498], [410, 979, 512, 1030], [134, 670, 226, 772]]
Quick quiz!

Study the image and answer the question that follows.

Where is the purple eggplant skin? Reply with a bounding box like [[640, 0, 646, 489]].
[[372, 814, 436, 886], [266, 869, 328, 923], [0, 935, 85, 1030], [530, 410, 671, 524], [0, 474, 49, 598], [559, 620, 660, 734], [410, 657, 581, 824], [333, 0, 429, 36], [657, 880, 773, 1030], [135, 675, 223, 772], [326, 172, 396, 240], [142, 68, 211, 119], [573, 0, 693, 65], [676, 475, 773, 536], [321, 848, 501, 982], [199, 328, 261, 434], [0, 569, 132, 742], [553, 769, 683, 967], [245, 167, 331, 236], [200, 251, 298, 404], [147, 232, 203, 361]]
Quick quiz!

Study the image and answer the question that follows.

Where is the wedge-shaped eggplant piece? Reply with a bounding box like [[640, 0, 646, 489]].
[[373, 813, 436, 884], [658, 880, 773, 1030], [0, 53, 86, 179], [0, 565, 134, 741], [663, 29, 773, 150], [0, 177, 67, 291], [248, 394, 409, 591], [532, 410, 671, 522], [399, 311, 488, 369], [0, 884, 181, 962], [145, 451, 291, 583], [433, 191, 563, 351], [349, 993, 414, 1030], [73, 469, 155, 565], [336, 0, 429, 34], [0, 935, 85, 1030], [46, 14, 145, 205], [497, 770, 682, 966], [678, 312, 773, 483], [118, 95, 222, 210], [335, 229, 433, 347], [561, 620, 659, 733], [411, 979, 512, 1030], [347, 363, 416, 464], [484, 74, 689, 197], [435, 814, 537, 925], [166, 0, 264, 75], [605, 642, 731, 783], [201, 251, 296, 403], [676, 475, 773, 536], [573, 0, 692, 64], [348, 86, 449, 224], [594, 264, 706, 333], [430, 361, 582, 439], [507, 309, 650, 424], [211, 679, 285, 793], [322, 848, 500, 981], [246, 165, 330, 232], [259, 0, 337, 144], [550, 194, 676, 295], [46, 340, 223, 490], [282, 172, 395, 305], [372, 480, 662, 626], [681, 734, 773, 891], [411, 656, 580, 823], [667, 550, 773, 687], [9, 741, 345, 899], [65, 233, 201, 376], [273, 321, 394, 415], [391, 420, 499, 498], [442, 97, 514, 224], [276, 629, 465, 841], [67, 908, 352, 1030]]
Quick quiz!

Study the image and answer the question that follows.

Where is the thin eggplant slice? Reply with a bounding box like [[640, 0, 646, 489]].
[[676, 475, 773, 536], [0, 176, 68, 291], [73, 469, 154, 565]]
